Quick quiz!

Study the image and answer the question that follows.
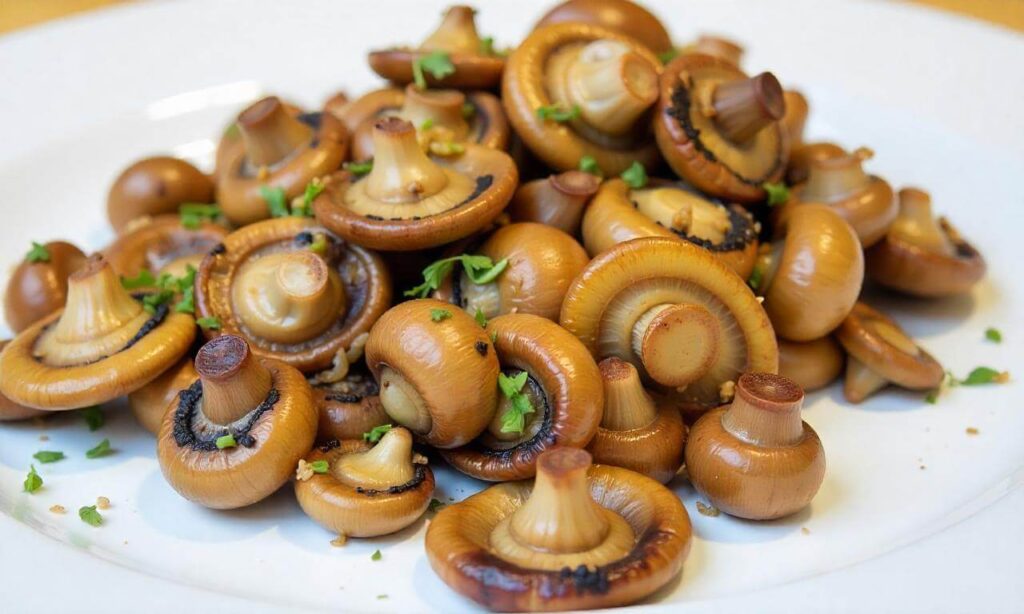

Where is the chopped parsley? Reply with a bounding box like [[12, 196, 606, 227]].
[[85, 439, 113, 459], [25, 242, 50, 263], [23, 465, 43, 493], [412, 51, 456, 89], [33, 450, 65, 464], [961, 366, 1009, 386], [748, 265, 764, 292], [430, 308, 452, 322], [536, 104, 581, 123], [404, 254, 509, 298], [142, 289, 175, 314], [363, 424, 393, 443], [497, 371, 534, 434], [474, 307, 488, 328], [121, 269, 157, 290], [79, 505, 103, 527], [578, 155, 603, 177], [215, 434, 237, 449], [763, 182, 790, 206], [310, 460, 329, 474], [292, 181, 325, 217], [620, 161, 648, 189], [479, 36, 495, 56], [309, 233, 328, 255], [420, 118, 435, 131], [461, 102, 476, 119], [196, 316, 221, 330], [81, 406, 105, 431], [658, 48, 680, 64], [985, 328, 1002, 343], [344, 160, 373, 175], [261, 185, 290, 218], [180, 203, 221, 229], [371, 549, 383, 561]]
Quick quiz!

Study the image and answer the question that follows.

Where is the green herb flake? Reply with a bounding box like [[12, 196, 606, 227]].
[[81, 406, 104, 431], [420, 118, 436, 131], [461, 102, 476, 119], [428, 498, 445, 513], [497, 371, 535, 434], [79, 505, 102, 527], [33, 450, 65, 464], [430, 308, 452, 322], [474, 308, 488, 329], [23, 465, 43, 493], [196, 316, 221, 330], [985, 328, 1003, 343], [620, 161, 648, 189], [658, 48, 680, 64], [363, 424, 393, 443], [578, 155, 603, 177], [310, 460, 329, 474], [180, 203, 221, 229], [376, 595, 388, 600], [960, 367, 1009, 386], [924, 389, 940, 404], [536, 104, 581, 123], [85, 439, 113, 459], [479, 36, 495, 56], [121, 269, 157, 290], [293, 181, 325, 217], [142, 290, 175, 314], [344, 160, 374, 175], [748, 266, 764, 292], [223, 123, 240, 139], [309, 233, 328, 255], [404, 254, 509, 298], [763, 182, 790, 206], [174, 286, 195, 314], [25, 242, 51, 263], [215, 434, 237, 449], [371, 549, 383, 561], [261, 185, 290, 218], [412, 50, 456, 89]]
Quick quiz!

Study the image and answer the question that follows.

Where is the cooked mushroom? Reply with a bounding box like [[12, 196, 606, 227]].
[[368, 6, 505, 90], [364, 298, 500, 448], [506, 170, 601, 235], [586, 358, 686, 483], [441, 314, 603, 481], [194, 217, 390, 374], [785, 141, 845, 185], [322, 90, 350, 123], [312, 365, 389, 443], [216, 96, 348, 226], [654, 54, 788, 203], [4, 240, 87, 333], [680, 34, 744, 66], [426, 447, 692, 611], [781, 90, 809, 147], [313, 117, 517, 251], [107, 156, 214, 233], [532, 0, 673, 55], [0, 340, 46, 421], [295, 426, 435, 539], [752, 204, 863, 341], [835, 302, 944, 403], [103, 215, 227, 281], [128, 354, 198, 435], [0, 255, 195, 410], [686, 372, 825, 519], [503, 23, 663, 175], [866, 187, 986, 297], [157, 335, 318, 509], [581, 178, 759, 278], [213, 99, 304, 183], [560, 237, 777, 416], [777, 336, 845, 392]]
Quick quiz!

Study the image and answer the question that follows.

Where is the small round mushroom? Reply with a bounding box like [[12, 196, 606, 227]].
[[364, 298, 500, 448], [128, 354, 198, 435], [312, 366, 389, 443], [426, 447, 692, 611], [107, 156, 214, 233], [313, 117, 517, 251], [560, 237, 778, 416], [654, 54, 788, 203], [103, 215, 227, 281], [866, 187, 986, 297], [0, 340, 46, 421], [532, 0, 673, 55], [294, 427, 435, 538], [686, 372, 825, 520], [506, 170, 601, 235], [835, 302, 944, 403], [441, 314, 603, 481], [785, 141, 846, 185], [581, 178, 760, 278], [368, 6, 505, 90], [216, 96, 348, 226], [4, 240, 88, 333], [0, 255, 195, 410], [157, 335, 318, 509], [777, 336, 845, 392], [753, 204, 864, 341], [586, 358, 686, 483], [503, 23, 662, 176]]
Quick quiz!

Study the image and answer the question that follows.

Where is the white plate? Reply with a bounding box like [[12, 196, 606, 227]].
[[1, 0, 1022, 611]]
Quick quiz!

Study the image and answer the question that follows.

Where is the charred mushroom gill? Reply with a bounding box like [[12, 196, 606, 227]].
[[425, 447, 692, 612], [836, 302, 944, 403], [581, 178, 760, 278], [157, 335, 317, 509], [507, 170, 601, 235], [128, 354, 198, 435], [312, 366, 389, 443], [4, 241, 88, 334], [441, 314, 603, 481], [107, 156, 214, 233], [502, 23, 663, 175], [686, 372, 826, 520], [0, 340, 46, 421], [532, 0, 673, 55], [295, 426, 435, 539], [560, 237, 778, 415], [313, 117, 517, 251], [866, 187, 986, 297], [368, 6, 505, 89], [103, 215, 228, 281], [586, 358, 687, 483], [777, 336, 845, 393], [0, 255, 195, 410]]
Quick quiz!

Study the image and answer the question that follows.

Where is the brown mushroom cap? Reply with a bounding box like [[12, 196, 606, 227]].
[[532, 0, 674, 54], [322, 90, 350, 123], [835, 302, 944, 403], [560, 237, 777, 414], [503, 23, 663, 176], [0, 340, 47, 421], [295, 427, 435, 538], [507, 171, 601, 235], [781, 90, 809, 148], [102, 215, 228, 281], [312, 367, 389, 443], [680, 34, 745, 66], [194, 217, 391, 373], [216, 96, 348, 226], [865, 187, 986, 297], [107, 156, 214, 233], [441, 314, 603, 481], [128, 354, 198, 435], [0, 255, 195, 410], [364, 298, 500, 448], [686, 372, 825, 519], [777, 336, 845, 392], [314, 117, 517, 251], [581, 178, 759, 278], [157, 335, 318, 509], [655, 54, 788, 203], [786, 141, 846, 185], [426, 447, 692, 611], [4, 241, 88, 333], [368, 6, 505, 89]]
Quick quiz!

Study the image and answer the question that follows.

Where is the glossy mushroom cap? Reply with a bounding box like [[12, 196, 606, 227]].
[[533, 0, 673, 54], [683, 34, 744, 66], [4, 241, 87, 333], [107, 156, 214, 233], [128, 354, 198, 435], [781, 89, 809, 147], [507, 170, 601, 235], [102, 215, 227, 282], [777, 336, 845, 393], [786, 141, 846, 185], [0, 340, 46, 421], [835, 302, 944, 403], [312, 368, 389, 443], [425, 447, 692, 611], [686, 373, 826, 519], [866, 187, 986, 297]]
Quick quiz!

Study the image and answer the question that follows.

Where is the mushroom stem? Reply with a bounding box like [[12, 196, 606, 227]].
[[599, 358, 658, 430], [237, 96, 313, 168], [843, 357, 889, 403], [710, 72, 785, 144], [692, 35, 745, 66], [720, 373, 805, 447], [631, 303, 720, 387], [365, 118, 449, 204], [508, 171, 601, 233], [195, 335, 273, 426], [47, 256, 144, 345], [890, 188, 955, 256], [420, 5, 481, 54], [801, 147, 874, 202], [378, 366, 433, 434], [401, 84, 470, 139], [332, 427, 416, 489], [565, 40, 659, 136]]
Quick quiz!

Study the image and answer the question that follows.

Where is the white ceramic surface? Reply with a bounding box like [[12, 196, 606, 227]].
[[1, 0, 1022, 612]]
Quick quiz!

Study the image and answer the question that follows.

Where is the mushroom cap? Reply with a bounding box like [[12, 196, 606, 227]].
[[654, 54, 788, 203], [786, 141, 845, 185], [835, 302, 944, 390], [441, 313, 603, 481], [777, 336, 845, 392], [313, 368, 389, 443], [587, 404, 686, 484], [128, 354, 198, 435], [502, 23, 663, 176], [364, 298, 500, 448], [0, 340, 47, 421], [425, 459, 692, 611], [4, 240, 88, 333], [532, 0, 674, 54], [507, 171, 602, 235], [102, 215, 228, 280], [107, 156, 214, 233], [194, 217, 391, 373], [679, 34, 745, 66], [781, 89, 809, 147], [157, 355, 318, 509], [581, 178, 759, 278]]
